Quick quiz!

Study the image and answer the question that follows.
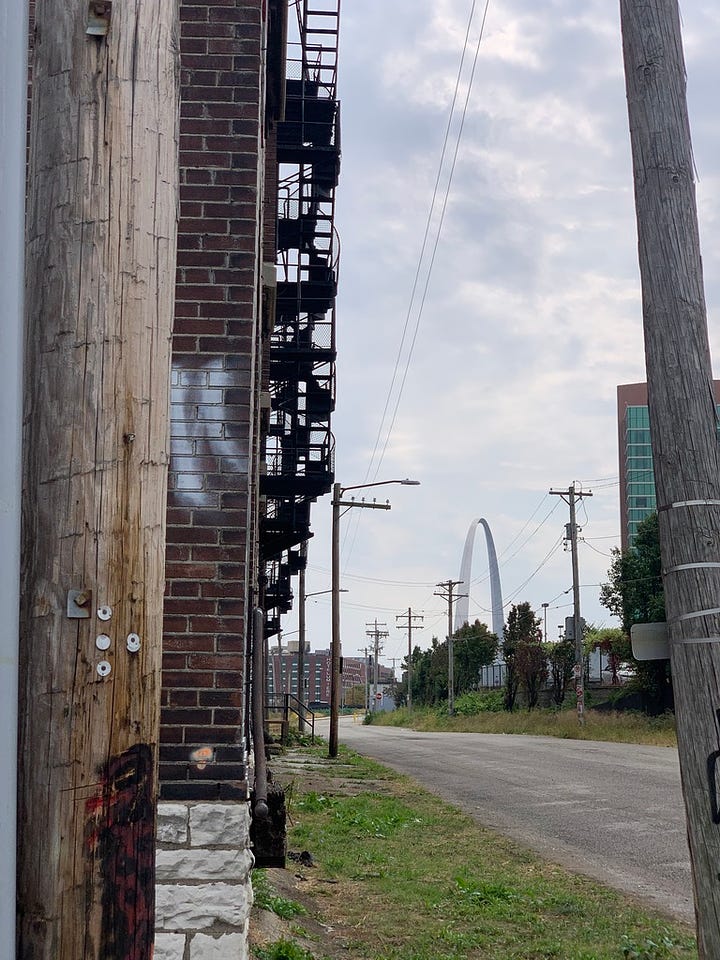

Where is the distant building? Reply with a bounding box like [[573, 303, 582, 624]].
[[617, 382, 720, 550], [267, 647, 393, 706]]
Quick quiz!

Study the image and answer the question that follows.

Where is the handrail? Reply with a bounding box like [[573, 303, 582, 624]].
[[265, 692, 316, 743], [284, 693, 316, 742]]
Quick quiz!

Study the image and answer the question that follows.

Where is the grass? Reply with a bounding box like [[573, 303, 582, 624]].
[[253, 869, 307, 920], [371, 704, 678, 747], [267, 742, 696, 960]]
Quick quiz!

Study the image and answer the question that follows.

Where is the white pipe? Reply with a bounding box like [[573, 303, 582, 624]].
[[0, 1, 29, 955]]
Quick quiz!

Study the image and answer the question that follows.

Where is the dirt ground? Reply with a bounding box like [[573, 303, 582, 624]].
[[249, 750, 379, 960]]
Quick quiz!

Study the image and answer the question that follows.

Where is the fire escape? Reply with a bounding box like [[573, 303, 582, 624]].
[[261, 0, 341, 637]]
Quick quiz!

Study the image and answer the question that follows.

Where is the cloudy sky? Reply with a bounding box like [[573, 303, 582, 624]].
[[283, 1, 720, 669]]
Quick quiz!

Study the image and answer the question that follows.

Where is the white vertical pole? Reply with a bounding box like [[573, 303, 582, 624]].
[[0, 1, 28, 956]]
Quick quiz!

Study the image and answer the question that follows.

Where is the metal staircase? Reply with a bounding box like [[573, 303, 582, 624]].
[[260, 0, 341, 636]]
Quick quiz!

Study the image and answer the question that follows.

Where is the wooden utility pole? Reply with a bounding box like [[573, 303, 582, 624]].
[[434, 581, 464, 715], [396, 608, 423, 709], [550, 485, 592, 724], [19, 3, 179, 958], [621, 2, 720, 953], [366, 620, 389, 708]]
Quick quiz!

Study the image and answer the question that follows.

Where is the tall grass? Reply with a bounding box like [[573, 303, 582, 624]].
[[376, 704, 677, 747]]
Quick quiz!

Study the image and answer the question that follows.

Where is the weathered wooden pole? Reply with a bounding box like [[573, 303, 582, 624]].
[[620, 2, 720, 953], [19, 2, 179, 957]]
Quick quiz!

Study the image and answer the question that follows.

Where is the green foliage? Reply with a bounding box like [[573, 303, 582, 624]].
[[452, 620, 499, 691], [600, 513, 673, 714], [294, 792, 333, 813], [454, 690, 504, 715], [545, 639, 575, 705], [404, 621, 498, 709], [504, 602, 544, 710], [620, 931, 691, 959], [252, 871, 307, 920], [254, 938, 317, 960], [600, 513, 665, 629]]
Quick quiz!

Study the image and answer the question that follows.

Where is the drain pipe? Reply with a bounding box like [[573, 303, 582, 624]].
[[0, 2, 28, 957], [252, 608, 269, 819]]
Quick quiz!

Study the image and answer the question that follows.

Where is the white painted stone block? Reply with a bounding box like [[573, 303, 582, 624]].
[[158, 804, 190, 845], [190, 803, 251, 847], [156, 881, 253, 930], [154, 932, 187, 960], [190, 931, 248, 960], [157, 848, 254, 883]]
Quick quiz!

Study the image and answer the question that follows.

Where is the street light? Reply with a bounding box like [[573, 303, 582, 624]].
[[329, 479, 420, 757]]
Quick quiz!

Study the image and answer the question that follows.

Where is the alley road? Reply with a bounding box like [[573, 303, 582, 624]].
[[322, 718, 693, 922]]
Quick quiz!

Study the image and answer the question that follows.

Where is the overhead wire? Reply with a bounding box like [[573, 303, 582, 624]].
[[341, 0, 492, 564], [372, 0, 492, 480]]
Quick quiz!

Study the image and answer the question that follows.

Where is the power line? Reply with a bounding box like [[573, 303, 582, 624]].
[[372, 1, 491, 480]]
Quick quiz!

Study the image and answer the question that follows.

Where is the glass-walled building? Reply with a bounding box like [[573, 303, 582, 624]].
[[618, 382, 720, 550]]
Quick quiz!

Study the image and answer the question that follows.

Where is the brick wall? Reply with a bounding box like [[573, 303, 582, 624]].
[[161, 0, 269, 801]]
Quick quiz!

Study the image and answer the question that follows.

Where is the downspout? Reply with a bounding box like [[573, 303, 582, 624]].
[[252, 608, 269, 819], [0, 2, 28, 956]]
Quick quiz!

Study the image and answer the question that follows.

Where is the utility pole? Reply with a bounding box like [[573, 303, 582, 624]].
[[434, 581, 464, 715], [18, 5, 179, 959], [1, 3, 29, 956], [297, 543, 307, 733], [396, 608, 424, 710], [364, 647, 370, 712], [366, 620, 388, 709], [621, 3, 720, 953], [550, 485, 592, 724]]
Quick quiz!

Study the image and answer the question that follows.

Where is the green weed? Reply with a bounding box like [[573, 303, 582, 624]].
[[252, 870, 307, 920], [253, 938, 317, 960]]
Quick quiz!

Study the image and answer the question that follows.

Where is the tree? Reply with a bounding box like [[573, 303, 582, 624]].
[[544, 639, 575, 705], [406, 623, 497, 708], [585, 626, 632, 686], [600, 513, 672, 713], [452, 620, 498, 692], [504, 603, 543, 711]]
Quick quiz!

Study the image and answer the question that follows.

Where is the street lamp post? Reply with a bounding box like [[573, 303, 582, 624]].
[[329, 478, 420, 758]]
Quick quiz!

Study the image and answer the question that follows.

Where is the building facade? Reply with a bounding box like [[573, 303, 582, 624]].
[[617, 381, 720, 550], [159, 2, 341, 955]]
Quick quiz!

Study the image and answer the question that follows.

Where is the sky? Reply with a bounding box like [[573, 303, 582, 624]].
[[282, 0, 720, 672]]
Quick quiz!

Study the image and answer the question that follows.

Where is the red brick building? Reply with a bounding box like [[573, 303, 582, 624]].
[[161, 0, 341, 808]]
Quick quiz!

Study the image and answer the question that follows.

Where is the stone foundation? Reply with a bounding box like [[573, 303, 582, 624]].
[[156, 802, 254, 959]]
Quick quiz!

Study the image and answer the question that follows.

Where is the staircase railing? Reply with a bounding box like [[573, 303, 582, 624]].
[[266, 693, 316, 743]]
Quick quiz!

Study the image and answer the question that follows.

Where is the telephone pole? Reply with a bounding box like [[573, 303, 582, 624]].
[[19, 5, 179, 957], [366, 620, 388, 709], [550, 485, 592, 724], [434, 581, 464, 715], [621, 3, 720, 952], [396, 608, 424, 709]]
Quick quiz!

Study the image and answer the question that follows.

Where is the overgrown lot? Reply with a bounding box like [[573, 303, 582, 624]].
[[250, 742, 695, 960], [371, 698, 677, 747]]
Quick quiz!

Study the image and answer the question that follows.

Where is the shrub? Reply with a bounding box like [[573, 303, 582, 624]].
[[454, 690, 504, 715]]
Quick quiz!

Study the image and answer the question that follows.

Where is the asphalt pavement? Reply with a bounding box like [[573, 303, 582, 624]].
[[319, 717, 694, 923]]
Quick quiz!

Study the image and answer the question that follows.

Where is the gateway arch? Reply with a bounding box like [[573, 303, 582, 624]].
[[454, 518, 504, 640]]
